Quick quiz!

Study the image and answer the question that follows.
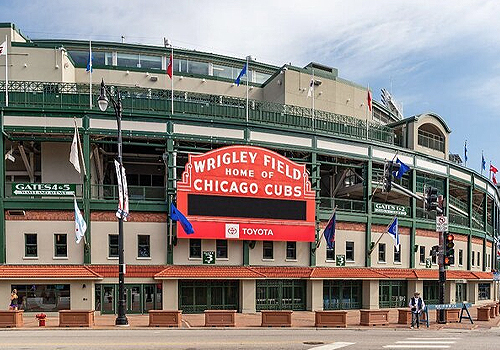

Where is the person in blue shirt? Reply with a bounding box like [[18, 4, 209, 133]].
[[408, 291, 425, 329]]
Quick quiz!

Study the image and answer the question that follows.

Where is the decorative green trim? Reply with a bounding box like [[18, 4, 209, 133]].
[[0, 109, 5, 263], [83, 115, 91, 264]]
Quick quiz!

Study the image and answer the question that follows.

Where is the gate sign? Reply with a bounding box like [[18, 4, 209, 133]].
[[176, 145, 316, 242], [436, 216, 448, 232], [12, 183, 76, 196]]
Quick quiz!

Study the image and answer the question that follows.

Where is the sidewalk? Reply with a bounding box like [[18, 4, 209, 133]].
[[9, 306, 500, 330]]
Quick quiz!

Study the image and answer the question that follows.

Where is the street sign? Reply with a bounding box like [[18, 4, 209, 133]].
[[203, 251, 216, 264], [436, 215, 448, 232], [373, 203, 408, 216], [425, 258, 432, 268], [12, 183, 76, 196], [336, 254, 346, 267]]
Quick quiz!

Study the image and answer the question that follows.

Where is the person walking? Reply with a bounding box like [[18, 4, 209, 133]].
[[9, 289, 18, 310], [409, 291, 425, 329]]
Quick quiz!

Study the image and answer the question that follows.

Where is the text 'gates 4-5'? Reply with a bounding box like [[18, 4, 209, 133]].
[[176, 145, 316, 241]]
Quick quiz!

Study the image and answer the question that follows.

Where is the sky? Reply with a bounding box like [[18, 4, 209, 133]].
[[1, 0, 499, 176]]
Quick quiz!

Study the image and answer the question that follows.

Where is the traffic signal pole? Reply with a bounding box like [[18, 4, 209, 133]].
[[438, 220, 446, 324]]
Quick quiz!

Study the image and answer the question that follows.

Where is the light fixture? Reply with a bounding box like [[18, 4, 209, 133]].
[[82, 284, 86, 289], [150, 76, 158, 82], [202, 78, 206, 83], [97, 81, 109, 112], [5, 148, 15, 162], [126, 70, 130, 75]]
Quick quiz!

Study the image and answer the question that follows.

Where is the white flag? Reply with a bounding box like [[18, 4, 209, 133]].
[[307, 78, 314, 98], [114, 159, 129, 221], [69, 126, 80, 173], [74, 197, 87, 244], [0, 41, 6, 56]]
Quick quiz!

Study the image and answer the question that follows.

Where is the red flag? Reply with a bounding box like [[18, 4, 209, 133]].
[[493, 173, 497, 185], [166, 53, 173, 79], [367, 89, 372, 111], [490, 164, 498, 174]]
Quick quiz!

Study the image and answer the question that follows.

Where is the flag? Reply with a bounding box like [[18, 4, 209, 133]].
[[367, 89, 372, 111], [114, 159, 129, 221], [166, 53, 173, 79], [387, 217, 400, 252], [86, 53, 93, 72], [69, 126, 81, 173], [393, 158, 410, 179], [323, 212, 336, 250], [464, 141, 468, 163], [482, 153, 486, 171], [170, 203, 194, 234], [0, 41, 6, 56], [491, 164, 498, 174], [74, 197, 87, 244], [234, 63, 247, 86], [307, 78, 314, 98]]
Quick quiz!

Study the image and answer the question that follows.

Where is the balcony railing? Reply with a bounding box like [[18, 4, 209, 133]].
[[1, 81, 394, 145], [91, 184, 165, 201], [319, 197, 366, 213]]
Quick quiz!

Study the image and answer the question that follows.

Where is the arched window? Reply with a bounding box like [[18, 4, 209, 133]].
[[417, 123, 445, 152]]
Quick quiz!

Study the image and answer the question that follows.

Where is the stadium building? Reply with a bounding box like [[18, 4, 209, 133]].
[[0, 23, 497, 315]]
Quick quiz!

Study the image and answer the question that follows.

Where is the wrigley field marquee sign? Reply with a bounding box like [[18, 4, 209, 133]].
[[12, 183, 77, 196], [176, 145, 316, 242]]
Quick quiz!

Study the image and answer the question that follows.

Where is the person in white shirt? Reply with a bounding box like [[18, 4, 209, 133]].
[[408, 291, 425, 329]]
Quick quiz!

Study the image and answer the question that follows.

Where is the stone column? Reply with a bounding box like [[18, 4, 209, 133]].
[[240, 279, 256, 313], [163, 279, 178, 310], [362, 280, 379, 309]]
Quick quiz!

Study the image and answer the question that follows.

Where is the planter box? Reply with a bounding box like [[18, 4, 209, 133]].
[[315, 311, 347, 328], [477, 307, 490, 321], [435, 308, 460, 323], [149, 310, 182, 327], [59, 310, 94, 327], [261, 310, 293, 327], [360, 309, 389, 326], [204, 310, 236, 327], [398, 309, 412, 324], [0, 310, 23, 328]]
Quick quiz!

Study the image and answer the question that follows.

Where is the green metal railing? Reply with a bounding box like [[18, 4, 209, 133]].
[[319, 197, 366, 213], [90, 184, 165, 201], [1, 81, 394, 145]]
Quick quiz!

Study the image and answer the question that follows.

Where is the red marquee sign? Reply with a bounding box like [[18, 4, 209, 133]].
[[176, 145, 315, 242]]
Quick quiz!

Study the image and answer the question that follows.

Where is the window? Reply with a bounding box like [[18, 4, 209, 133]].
[[379, 280, 407, 308], [12, 284, 70, 312], [326, 248, 335, 261], [109, 234, 118, 258], [472, 251, 475, 266], [137, 235, 150, 258], [459, 249, 463, 266], [286, 242, 296, 260], [431, 251, 437, 265], [54, 234, 67, 257], [263, 241, 273, 259], [189, 239, 201, 259], [323, 280, 362, 310], [419, 246, 426, 264], [456, 283, 467, 303], [378, 243, 386, 262], [216, 240, 228, 259], [477, 251, 480, 267], [394, 246, 401, 263], [25, 233, 37, 257], [478, 283, 491, 300], [346, 242, 354, 261]]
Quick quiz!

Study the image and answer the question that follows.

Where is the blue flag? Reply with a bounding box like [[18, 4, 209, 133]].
[[393, 158, 410, 179], [170, 203, 194, 235], [86, 53, 93, 72], [323, 212, 336, 250], [482, 153, 486, 171], [464, 141, 468, 163], [387, 217, 399, 252], [234, 63, 247, 86]]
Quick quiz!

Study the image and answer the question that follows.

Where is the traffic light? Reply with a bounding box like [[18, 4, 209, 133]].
[[424, 186, 439, 211], [383, 161, 400, 192], [444, 233, 455, 266]]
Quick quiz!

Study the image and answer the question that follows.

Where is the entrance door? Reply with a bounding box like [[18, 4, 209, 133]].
[[126, 285, 142, 313], [101, 285, 116, 314]]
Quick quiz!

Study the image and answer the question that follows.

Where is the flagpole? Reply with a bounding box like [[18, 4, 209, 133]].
[[368, 216, 397, 255], [171, 45, 174, 116], [246, 55, 249, 123], [366, 84, 369, 139], [89, 40, 92, 109], [489, 161, 492, 180], [481, 151, 483, 175], [312, 68, 315, 128], [315, 206, 337, 249], [5, 35, 8, 107]]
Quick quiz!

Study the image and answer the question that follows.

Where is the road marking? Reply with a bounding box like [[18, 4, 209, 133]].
[[409, 338, 459, 340], [397, 341, 455, 344], [383, 337, 458, 349], [308, 342, 355, 350]]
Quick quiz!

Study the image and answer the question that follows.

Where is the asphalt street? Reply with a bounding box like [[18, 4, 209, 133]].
[[1, 327, 500, 350]]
